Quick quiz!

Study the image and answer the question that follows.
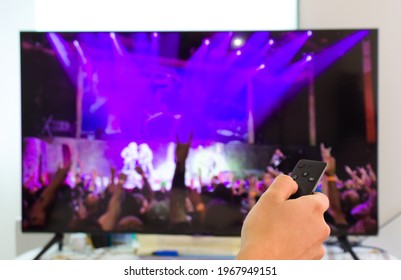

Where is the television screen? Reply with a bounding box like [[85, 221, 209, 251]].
[[21, 30, 378, 236]]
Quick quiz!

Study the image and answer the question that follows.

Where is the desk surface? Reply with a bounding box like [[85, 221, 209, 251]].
[[16, 243, 396, 260]]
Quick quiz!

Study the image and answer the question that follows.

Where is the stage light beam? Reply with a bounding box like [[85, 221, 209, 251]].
[[73, 40, 87, 65], [110, 32, 123, 56]]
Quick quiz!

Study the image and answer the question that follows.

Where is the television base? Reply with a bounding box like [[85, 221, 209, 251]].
[[336, 235, 359, 260], [33, 233, 64, 260]]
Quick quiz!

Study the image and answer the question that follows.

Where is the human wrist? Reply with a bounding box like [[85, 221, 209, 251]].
[[326, 175, 336, 182], [236, 243, 275, 260]]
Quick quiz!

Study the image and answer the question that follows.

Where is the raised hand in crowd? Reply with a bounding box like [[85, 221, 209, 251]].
[[320, 143, 348, 228]]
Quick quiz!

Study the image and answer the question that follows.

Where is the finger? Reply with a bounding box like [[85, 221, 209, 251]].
[[301, 192, 330, 213], [262, 174, 298, 203]]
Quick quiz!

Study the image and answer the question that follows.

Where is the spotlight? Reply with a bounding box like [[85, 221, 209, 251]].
[[307, 30, 313, 37], [268, 39, 274, 45], [306, 55, 313, 62], [232, 37, 244, 47], [204, 39, 210, 46], [236, 50, 242, 56], [110, 32, 116, 39], [257, 64, 266, 70], [152, 32, 158, 38]]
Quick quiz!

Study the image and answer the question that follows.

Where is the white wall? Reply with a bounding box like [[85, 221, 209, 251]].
[[34, 0, 297, 31], [0, 0, 297, 259], [300, 0, 401, 257], [3, 0, 400, 260], [0, 0, 35, 260]]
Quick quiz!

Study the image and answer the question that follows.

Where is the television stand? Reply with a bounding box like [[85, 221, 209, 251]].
[[33, 233, 64, 260], [336, 235, 359, 260]]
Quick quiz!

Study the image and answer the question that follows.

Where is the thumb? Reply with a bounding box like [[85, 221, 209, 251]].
[[262, 174, 298, 203]]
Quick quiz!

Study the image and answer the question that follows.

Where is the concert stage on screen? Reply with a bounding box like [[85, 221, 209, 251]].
[[20, 30, 378, 237]]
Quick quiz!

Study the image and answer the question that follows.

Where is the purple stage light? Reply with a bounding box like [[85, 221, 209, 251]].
[[46, 32, 79, 86], [47, 33, 71, 67], [253, 30, 370, 127], [40, 30, 373, 149], [110, 32, 123, 56], [73, 40, 87, 65], [257, 64, 266, 70], [263, 32, 312, 75], [312, 30, 369, 75]]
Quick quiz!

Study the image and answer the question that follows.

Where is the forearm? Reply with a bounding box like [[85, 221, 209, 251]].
[[29, 168, 69, 225], [172, 163, 186, 189], [98, 192, 122, 231], [142, 176, 154, 202], [326, 178, 347, 224]]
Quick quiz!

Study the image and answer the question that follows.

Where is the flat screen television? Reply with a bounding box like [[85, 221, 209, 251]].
[[21, 30, 378, 237]]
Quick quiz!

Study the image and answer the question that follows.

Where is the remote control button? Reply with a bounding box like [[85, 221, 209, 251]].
[[291, 174, 298, 180], [302, 171, 308, 177], [298, 162, 305, 168], [308, 177, 315, 182]]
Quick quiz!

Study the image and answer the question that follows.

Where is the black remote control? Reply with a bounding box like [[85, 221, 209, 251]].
[[289, 159, 327, 199]]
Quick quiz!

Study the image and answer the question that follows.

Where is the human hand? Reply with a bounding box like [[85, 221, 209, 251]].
[[188, 188, 203, 206], [175, 133, 192, 165], [357, 166, 368, 176], [320, 143, 331, 161], [344, 165, 356, 176], [237, 174, 330, 260], [320, 143, 335, 176], [366, 163, 377, 183], [266, 166, 281, 177], [249, 176, 259, 189], [110, 166, 116, 184], [135, 165, 145, 176], [62, 144, 73, 168]]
